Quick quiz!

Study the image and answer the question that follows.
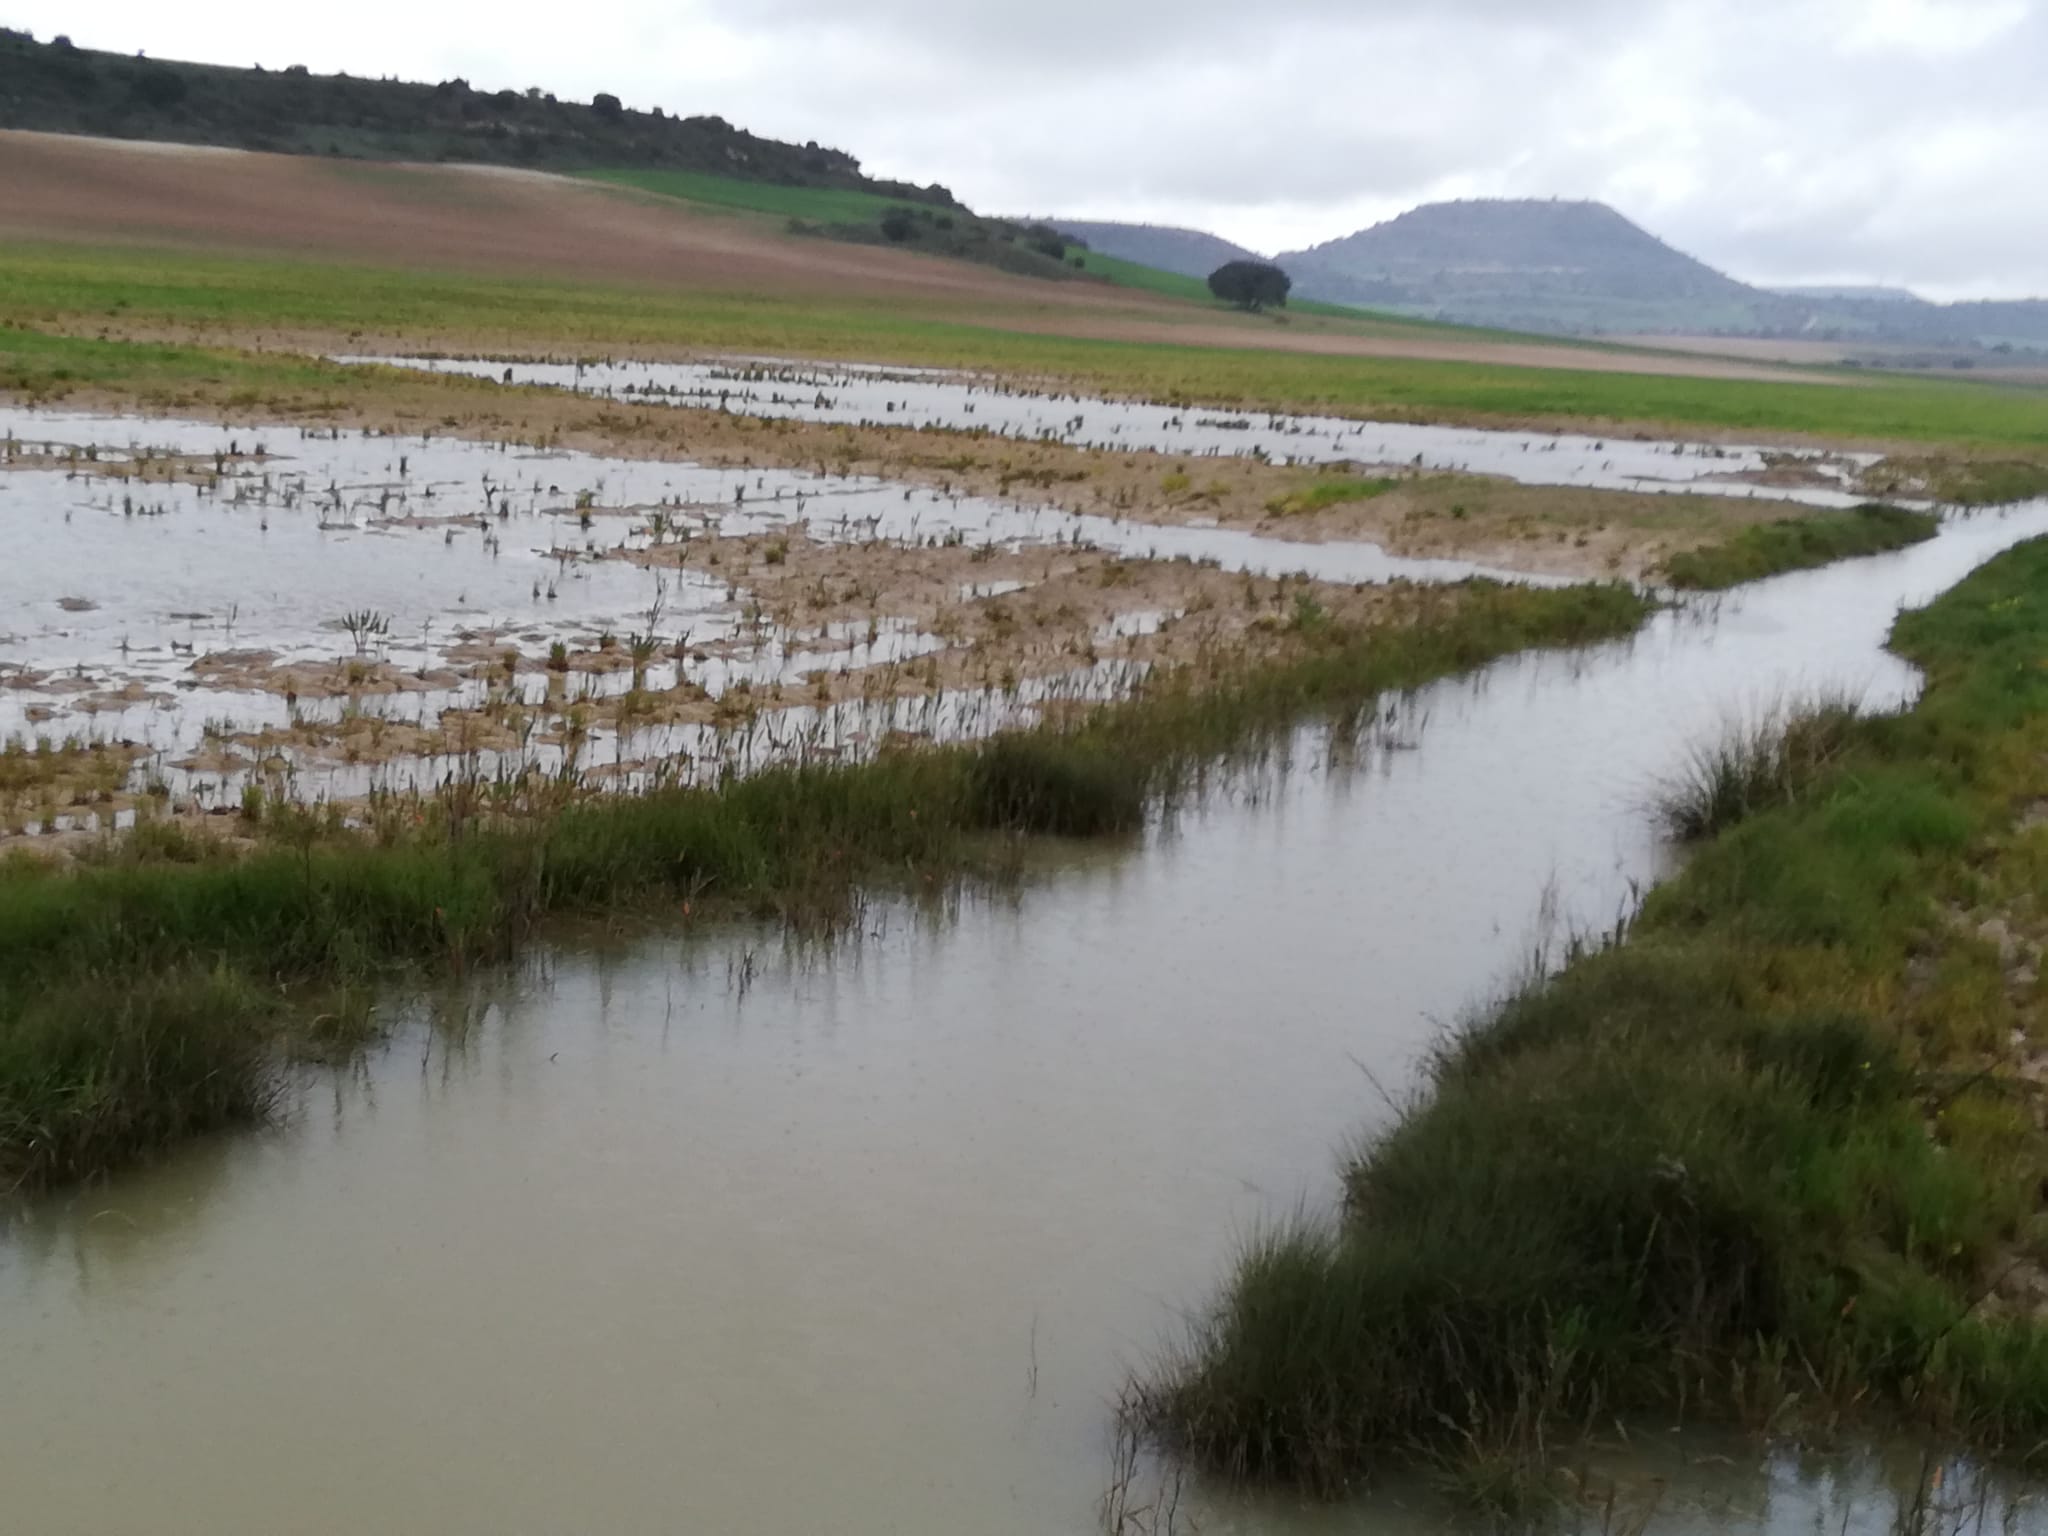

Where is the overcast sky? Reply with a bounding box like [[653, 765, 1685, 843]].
[[11, 0, 2045, 299]]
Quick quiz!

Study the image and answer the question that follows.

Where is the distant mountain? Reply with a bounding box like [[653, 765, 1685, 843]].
[[1771, 284, 1925, 304], [1274, 198, 1802, 335], [1261, 199, 2045, 350], [1048, 220, 1265, 281], [1939, 298, 2048, 348]]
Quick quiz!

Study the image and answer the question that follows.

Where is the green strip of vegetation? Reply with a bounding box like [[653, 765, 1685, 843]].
[[584, 167, 911, 225], [1659, 502, 1940, 590], [1871, 457, 2048, 508], [6, 245, 2048, 449], [0, 325, 352, 403], [0, 579, 1648, 1194], [1136, 537, 2048, 1513], [1264, 476, 1403, 519]]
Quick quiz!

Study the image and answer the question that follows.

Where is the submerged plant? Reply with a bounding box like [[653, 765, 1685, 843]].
[[338, 608, 391, 656]]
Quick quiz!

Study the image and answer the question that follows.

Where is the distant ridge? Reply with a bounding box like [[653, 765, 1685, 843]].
[[1275, 198, 1789, 334], [1047, 220, 1265, 281], [0, 27, 958, 207], [1258, 198, 2044, 349], [1770, 284, 1924, 304]]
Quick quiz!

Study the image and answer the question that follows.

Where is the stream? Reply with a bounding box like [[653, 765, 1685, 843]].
[[6, 495, 2047, 1530]]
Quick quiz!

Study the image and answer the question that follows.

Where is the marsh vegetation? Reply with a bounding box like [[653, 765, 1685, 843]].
[[0, 577, 1647, 1191], [1134, 536, 2048, 1512]]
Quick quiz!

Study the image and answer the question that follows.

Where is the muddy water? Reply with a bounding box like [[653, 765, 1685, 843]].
[[4, 505, 2047, 1534], [367, 355, 1882, 507]]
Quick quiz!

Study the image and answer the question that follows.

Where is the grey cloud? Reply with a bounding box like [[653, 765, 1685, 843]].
[[13, 0, 2045, 295], [701, 0, 1639, 71]]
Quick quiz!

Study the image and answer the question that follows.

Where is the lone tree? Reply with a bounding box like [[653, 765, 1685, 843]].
[[1207, 260, 1292, 312]]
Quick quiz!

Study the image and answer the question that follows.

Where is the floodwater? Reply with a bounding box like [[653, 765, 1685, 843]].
[[0, 407, 1537, 827], [364, 354, 1883, 507], [6, 498, 2046, 1532]]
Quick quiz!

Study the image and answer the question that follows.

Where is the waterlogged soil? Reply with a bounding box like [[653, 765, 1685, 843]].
[[22, 367, 1863, 587], [0, 406, 1522, 846], [629, 528, 1439, 691], [7, 504, 2048, 1534], [374, 355, 1887, 505]]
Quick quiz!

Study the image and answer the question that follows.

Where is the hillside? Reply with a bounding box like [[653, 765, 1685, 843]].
[[0, 29, 1135, 288], [1046, 221, 1265, 282], [0, 28, 956, 206]]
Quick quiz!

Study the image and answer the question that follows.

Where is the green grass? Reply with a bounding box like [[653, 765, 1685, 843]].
[[0, 579, 1649, 1194], [1067, 250, 1212, 302], [1870, 457, 2048, 508], [0, 324, 351, 401], [584, 167, 914, 226], [1660, 503, 1941, 589], [6, 243, 2048, 450], [1137, 536, 2048, 1504], [1653, 699, 1861, 841], [1264, 476, 1403, 518], [1939, 462, 2048, 506]]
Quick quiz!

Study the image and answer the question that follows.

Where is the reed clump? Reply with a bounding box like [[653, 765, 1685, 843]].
[[1661, 503, 1938, 590], [0, 578, 1650, 1193], [1136, 535, 2048, 1507], [1654, 696, 1861, 841]]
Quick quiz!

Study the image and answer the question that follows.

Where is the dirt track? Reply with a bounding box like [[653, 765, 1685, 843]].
[[0, 131, 1843, 386]]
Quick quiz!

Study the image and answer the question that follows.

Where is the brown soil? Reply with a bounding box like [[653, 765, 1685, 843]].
[[190, 650, 466, 700], [0, 131, 1086, 306]]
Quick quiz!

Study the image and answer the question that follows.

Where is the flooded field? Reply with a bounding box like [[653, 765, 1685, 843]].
[[6, 497, 2045, 1532], [369, 355, 1885, 506], [0, 407, 1532, 839]]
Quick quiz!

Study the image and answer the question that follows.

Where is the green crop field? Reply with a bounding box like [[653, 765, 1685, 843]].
[[583, 167, 912, 226], [3, 242, 2047, 452]]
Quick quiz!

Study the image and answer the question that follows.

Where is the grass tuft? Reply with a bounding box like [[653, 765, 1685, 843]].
[[1264, 476, 1402, 518], [1654, 697, 1861, 841], [1135, 534, 2048, 1493], [1660, 503, 1938, 590], [0, 579, 1650, 1192]]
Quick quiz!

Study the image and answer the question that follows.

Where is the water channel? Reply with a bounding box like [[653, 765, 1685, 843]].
[[7, 490, 2046, 1531]]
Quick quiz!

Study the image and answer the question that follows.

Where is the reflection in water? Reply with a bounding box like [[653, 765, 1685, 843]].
[[0, 404, 1532, 827], [364, 355, 1884, 508], [4, 503, 2048, 1533]]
